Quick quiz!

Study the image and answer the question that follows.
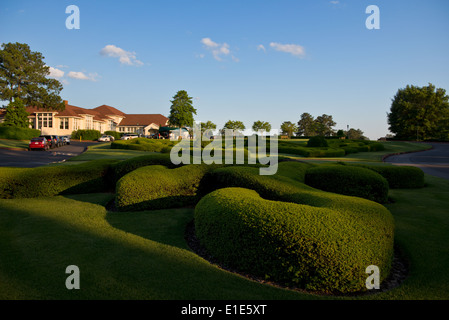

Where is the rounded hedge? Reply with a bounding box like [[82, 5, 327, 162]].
[[304, 165, 389, 203], [115, 164, 212, 211], [0, 159, 118, 199], [307, 136, 328, 148], [111, 153, 179, 183], [194, 167, 395, 294], [353, 164, 424, 189]]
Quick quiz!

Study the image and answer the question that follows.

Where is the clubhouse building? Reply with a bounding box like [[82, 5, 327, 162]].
[[24, 100, 169, 137]]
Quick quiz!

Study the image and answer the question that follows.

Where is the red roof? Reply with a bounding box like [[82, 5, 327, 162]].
[[93, 105, 126, 117], [119, 114, 168, 126], [24, 101, 168, 127]]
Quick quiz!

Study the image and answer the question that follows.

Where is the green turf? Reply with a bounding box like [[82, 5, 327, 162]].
[[0, 139, 29, 150], [0, 140, 447, 300]]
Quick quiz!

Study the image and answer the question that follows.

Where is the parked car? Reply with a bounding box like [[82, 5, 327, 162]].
[[60, 136, 70, 145], [98, 135, 115, 142], [120, 133, 139, 140], [39, 135, 57, 148], [28, 137, 50, 151], [54, 135, 64, 147]]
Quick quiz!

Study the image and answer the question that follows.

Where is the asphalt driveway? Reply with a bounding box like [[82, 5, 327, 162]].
[[0, 141, 98, 168], [384, 142, 449, 181]]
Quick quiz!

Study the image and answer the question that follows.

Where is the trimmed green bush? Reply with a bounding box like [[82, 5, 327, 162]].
[[0, 125, 41, 140], [307, 136, 328, 148], [71, 129, 102, 141], [111, 153, 179, 183], [115, 164, 212, 211], [194, 167, 395, 294], [304, 165, 389, 203], [111, 138, 177, 152], [349, 164, 425, 188], [0, 159, 118, 199]]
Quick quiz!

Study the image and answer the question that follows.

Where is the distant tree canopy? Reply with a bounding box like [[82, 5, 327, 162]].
[[388, 83, 449, 140], [346, 128, 367, 140], [297, 113, 336, 137], [0, 42, 64, 110], [200, 120, 216, 133], [222, 120, 245, 135], [280, 121, 298, 137], [252, 120, 271, 134]]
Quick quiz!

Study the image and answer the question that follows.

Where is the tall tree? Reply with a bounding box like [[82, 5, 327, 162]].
[[280, 121, 297, 138], [0, 42, 64, 110], [3, 98, 30, 128], [297, 113, 316, 136], [314, 114, 336, 136], [388, 83, 449, 140], [168, 90, 197, 138], [252, 120, 271, 135]]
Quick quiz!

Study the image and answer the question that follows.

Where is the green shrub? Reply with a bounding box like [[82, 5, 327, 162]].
[[111, 153, 180, 183], [0, 159, 118, 199], [111, 138, 177, 152], [0, 126, 41, 140], [71, 129, 102, 141], [307, 136, 328, 148], [350, 164, 424, 188], [368, 142, 386, 151], [304, 165, 389, 203], [115, 164, 212, 211], [194, 168, 395, 294]]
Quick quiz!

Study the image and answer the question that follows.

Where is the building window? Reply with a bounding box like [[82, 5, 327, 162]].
[[60, 118, 69, 130], [109, 120, 114, 131], [85, 116, 93, 130], [74, 118, 79, 130], [37, 113, 53, 129]]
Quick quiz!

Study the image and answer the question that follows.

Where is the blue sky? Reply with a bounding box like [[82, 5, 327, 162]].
[[1, 0, 448, 139]]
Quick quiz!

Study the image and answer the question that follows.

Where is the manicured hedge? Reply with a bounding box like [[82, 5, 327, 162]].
[[304, 165, 389, 203], [71, 129, 102, 141], [348, 164, 425, 188], [194, 166, 395, 294], [307, 136, 328, 147], [115, 164, 212, 211], [111, 153, 179, 183], [111, 138, 176, 152], [0, 125, 41, 140], [0, 159, 118, 199]]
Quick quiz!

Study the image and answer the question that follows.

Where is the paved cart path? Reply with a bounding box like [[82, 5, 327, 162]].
[[0, 141, 98, 168], [384, 142, 449, 181]]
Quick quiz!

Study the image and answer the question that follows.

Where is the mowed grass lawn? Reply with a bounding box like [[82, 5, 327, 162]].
[[0, 140, 448, 300]]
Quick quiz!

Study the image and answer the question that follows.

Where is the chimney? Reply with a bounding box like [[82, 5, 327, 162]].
[[63, 100, 68, 106]]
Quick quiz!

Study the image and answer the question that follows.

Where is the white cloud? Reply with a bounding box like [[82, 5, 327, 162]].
[[48, 66, 65, 79], [269, 42, 306, 58], [67, 71, 98, 81], [201, 37, 236, 62], [330, 1, 340, 4], [257, 44, 266, 52], [99, 44, 144, 66]]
